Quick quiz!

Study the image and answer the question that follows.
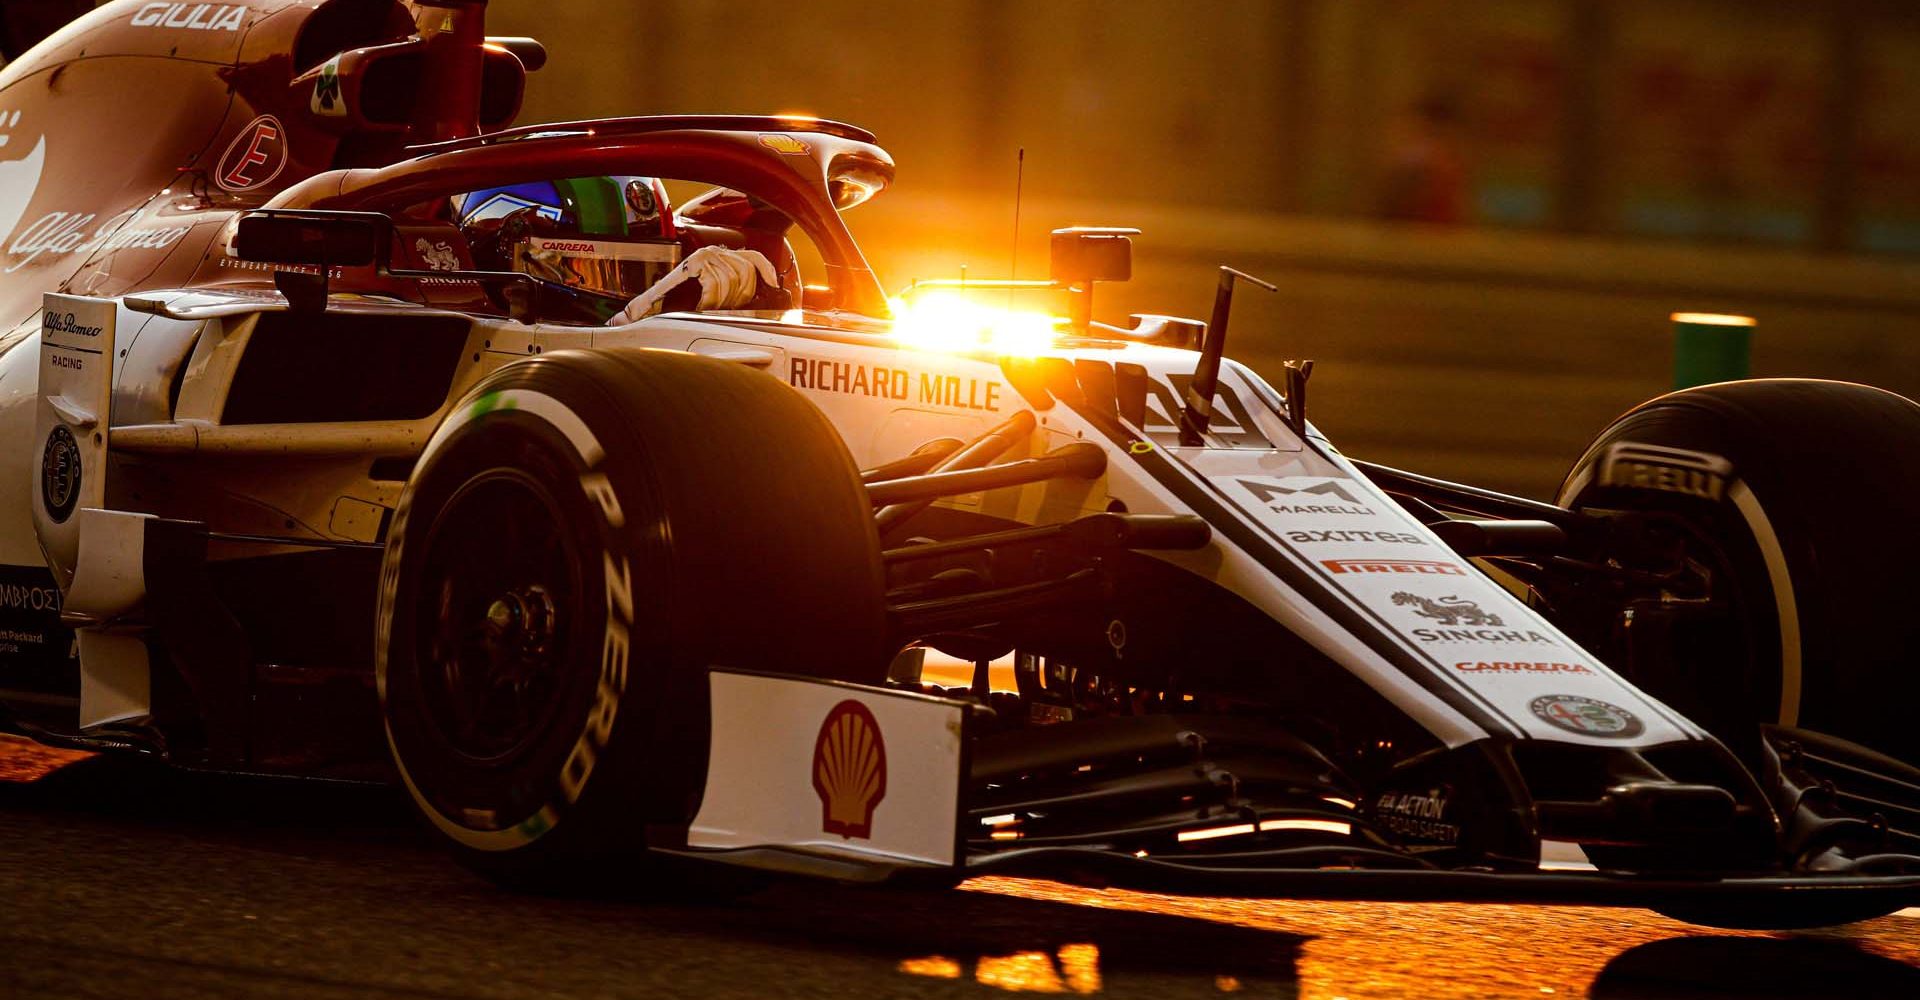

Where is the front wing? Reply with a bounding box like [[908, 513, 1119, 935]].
[[670, 671, 1920, 922]]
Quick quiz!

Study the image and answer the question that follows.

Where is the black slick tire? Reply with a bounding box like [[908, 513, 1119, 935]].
[[375, 348, 889, 889], [1558, 378, 1920, 766]]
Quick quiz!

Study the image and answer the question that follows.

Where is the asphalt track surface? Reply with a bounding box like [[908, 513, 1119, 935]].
[[3, 735, 1918, 1000]]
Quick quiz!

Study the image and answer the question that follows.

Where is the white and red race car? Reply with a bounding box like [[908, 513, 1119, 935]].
[[1, 0, 1917, 929]]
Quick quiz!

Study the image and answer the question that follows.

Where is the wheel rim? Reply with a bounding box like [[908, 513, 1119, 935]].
[[412, 469, 581, 766]]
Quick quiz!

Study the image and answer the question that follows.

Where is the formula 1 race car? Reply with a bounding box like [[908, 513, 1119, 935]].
[[2, 0, 1918, 930]]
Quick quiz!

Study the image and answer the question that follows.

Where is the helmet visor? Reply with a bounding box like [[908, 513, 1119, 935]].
[[514, 237, 683, 300]]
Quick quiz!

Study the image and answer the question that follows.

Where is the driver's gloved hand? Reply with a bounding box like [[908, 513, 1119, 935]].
[[607, 245, 779, 326]]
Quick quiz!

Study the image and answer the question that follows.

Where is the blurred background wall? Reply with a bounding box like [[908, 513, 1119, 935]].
[[491, 0, 1920, 254], [20, 1, 1919, 497], [486, 0, 1919, 499]]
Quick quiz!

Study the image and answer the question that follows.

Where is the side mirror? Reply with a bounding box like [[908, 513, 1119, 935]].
[[826, 156, 894, 210], [233, 212, 387, 268], [232, 210, 394, 314], [484, 36, 548, 72], [1049, 227, 1137, 286], [1050, 226, 1139, 330]]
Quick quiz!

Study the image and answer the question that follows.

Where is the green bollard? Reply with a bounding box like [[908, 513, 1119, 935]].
[[1671, 312, 1755, 389]]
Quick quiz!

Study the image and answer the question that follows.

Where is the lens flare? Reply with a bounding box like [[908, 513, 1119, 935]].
[[887, 290, 1063, 357]]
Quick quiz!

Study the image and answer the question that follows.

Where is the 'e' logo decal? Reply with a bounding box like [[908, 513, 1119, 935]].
[[216, 115, 289, 193]]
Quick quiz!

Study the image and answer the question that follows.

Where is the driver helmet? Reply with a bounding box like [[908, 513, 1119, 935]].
[[456, 176, 680, 324]]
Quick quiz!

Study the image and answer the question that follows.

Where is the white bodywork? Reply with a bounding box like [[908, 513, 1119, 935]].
[[689, 671, 966, 868], [0, 288, 1703, 759]]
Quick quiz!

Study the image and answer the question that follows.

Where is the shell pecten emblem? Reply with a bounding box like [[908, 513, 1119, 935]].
[[758, 133, 812, 156], [812, 699, 887, 839]]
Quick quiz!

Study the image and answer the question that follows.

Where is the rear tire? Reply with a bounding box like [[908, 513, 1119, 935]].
[[1558, 378, 1920, 766], [376, 348, 889, 890]]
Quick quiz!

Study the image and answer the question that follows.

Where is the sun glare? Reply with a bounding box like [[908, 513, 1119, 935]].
[[887, 290, 1063, 357]]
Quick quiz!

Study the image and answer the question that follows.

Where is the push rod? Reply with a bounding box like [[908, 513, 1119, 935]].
[[860, 437, 964, 484], [883, 513, 1209, 563], [867, 443, 1106, 507], [873, 410, 1037, 534]]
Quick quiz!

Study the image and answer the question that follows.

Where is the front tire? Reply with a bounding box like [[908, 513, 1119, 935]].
[[376, 349, 889, 889], [1558, 378, 1920, 765]]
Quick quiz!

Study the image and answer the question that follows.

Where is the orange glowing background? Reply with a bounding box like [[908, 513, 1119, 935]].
[[485, 0, 1920, 502], [0, 733, 91, 783], [930, 880, 1920, 1000]]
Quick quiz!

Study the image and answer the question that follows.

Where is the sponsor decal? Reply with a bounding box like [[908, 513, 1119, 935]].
[[789, 356, 1001, 412], [1412, 626, 1558, 644], [1240, 478, 1372, 515], [216, 257, 343, 278], [1321, 558, 1464, 576], [759, 133, 812, 156], [813, 699, 887, 839], [1529, 694, 1644, 739], [216, 115, 288, 193], [311, 55, 345, 117], [917, 373, 1002, 411], [1598, 442, 1731, 502], [0, 109, 45, 247], [7, 209, 193, 273], [0, 565, 70, 665], [558, 478, 632, 804], [1286, 528, 1425, 545], [1390, 591, 1501, 626], [40, 426, 80, 524], [42, 310, 102, 339], [414, 238, 461, 272], [1140, 374, 1274, 449], [0, 582, 59, 612], [129, 3, 247, 31], [1454, 660, 1593, 675], [1374, 787, 1459, 844], [523, 236, 677, 263], [627, 181, 659, 219]]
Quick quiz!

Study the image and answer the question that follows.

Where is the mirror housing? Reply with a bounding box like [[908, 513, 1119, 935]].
[[231, 209, 541, 318], [1050, 226, 1139, 330], [232, 211, 388, 268], [1049, 227, 1137, 286]]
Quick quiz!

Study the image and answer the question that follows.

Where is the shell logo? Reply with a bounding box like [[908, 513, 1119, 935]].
[[758, 133, 812, 156], [812, 699, 887, 839]]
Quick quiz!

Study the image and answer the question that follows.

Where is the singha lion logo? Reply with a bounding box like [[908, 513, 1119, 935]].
[[414, 238, 462, 272], [1391, 592, 1503, 627]]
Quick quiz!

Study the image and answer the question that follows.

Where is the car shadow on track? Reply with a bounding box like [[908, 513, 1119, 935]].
[[0, 750, 1310, 998], [1591, 936, 1920, 1000], [7, 749, 1919, 1000], [0, 745, 423, 845]]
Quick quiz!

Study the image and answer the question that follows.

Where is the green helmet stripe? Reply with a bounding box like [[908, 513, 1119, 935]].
[[554, 176, 627, 236]]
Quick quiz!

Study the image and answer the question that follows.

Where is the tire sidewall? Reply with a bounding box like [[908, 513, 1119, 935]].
[[379, 381, 669, 871], [1559, 380, 1920, 762], [376, 349, 892, 882], [1560, 403, 1785, 748]]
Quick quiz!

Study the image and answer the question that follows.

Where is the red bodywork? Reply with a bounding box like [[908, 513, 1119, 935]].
[[0, 0, 894, 340]]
